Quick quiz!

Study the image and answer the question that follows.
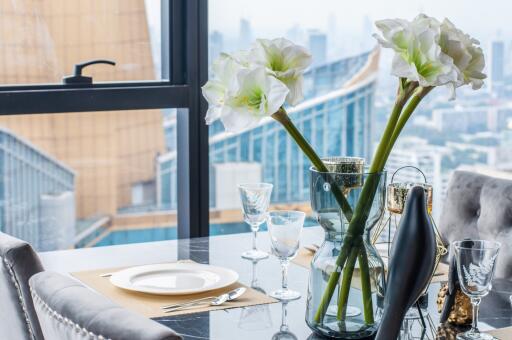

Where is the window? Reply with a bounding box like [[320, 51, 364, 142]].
[[208, 0, 512, 233], [1, 0, 163, 85], [0, 0, 209, 249], [0, 108, 177, 250]]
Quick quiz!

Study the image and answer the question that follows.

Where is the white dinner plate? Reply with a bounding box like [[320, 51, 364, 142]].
[[110, 263, 239, 295]]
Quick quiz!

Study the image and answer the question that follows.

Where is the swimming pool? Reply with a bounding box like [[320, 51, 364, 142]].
[[89, 218, 318, 247]]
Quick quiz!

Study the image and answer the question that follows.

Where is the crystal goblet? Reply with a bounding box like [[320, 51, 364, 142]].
[[267, 210, 305, 301], [238, 183, 273, 260], [453, 240, 501, 340]]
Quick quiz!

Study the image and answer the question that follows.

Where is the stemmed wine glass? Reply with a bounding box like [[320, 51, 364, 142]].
[[267, 210, 305, 301], [238, 183, 273, 260], [453, 240, 501, 340]]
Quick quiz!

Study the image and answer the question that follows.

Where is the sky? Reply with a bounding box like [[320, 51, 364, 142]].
[[208, 0, 511, 96], [209, 0, 510, 43]]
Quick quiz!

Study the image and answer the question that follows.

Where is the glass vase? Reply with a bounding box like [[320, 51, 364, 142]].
[[305, 168, 387, 339]]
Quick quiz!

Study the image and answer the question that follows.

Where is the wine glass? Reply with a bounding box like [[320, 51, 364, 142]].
[[238, 183, 273, 260], [271, 302, 297, 340], [267, 210, 305, 301], [453, 240, 501, 340]]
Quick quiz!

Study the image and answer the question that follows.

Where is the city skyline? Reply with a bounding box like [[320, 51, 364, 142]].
[[210, 0, 512, 43]]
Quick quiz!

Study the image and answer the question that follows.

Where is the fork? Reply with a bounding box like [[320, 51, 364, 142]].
[[161, 287, 246, 312]]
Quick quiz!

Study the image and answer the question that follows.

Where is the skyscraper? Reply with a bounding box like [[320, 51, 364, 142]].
[[286, 25, 304, 45], [308, 30, 327, 66], [239, 18, 253, 49], [490, 40, 505, 93], [209, 30, 224, 65]]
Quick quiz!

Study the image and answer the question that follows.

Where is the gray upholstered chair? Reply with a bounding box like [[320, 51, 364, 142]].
[[30, 271, 182, 340], [0, 232, 44, 340], [439, 170, 512, 280]]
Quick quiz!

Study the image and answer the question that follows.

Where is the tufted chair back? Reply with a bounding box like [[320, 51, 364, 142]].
[[0, 232, 44, 340], [439, 170, 512, 279], [30, 271, 182, 340]]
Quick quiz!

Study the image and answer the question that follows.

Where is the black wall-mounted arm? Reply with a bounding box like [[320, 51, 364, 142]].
[[63, 59, 116, 85]]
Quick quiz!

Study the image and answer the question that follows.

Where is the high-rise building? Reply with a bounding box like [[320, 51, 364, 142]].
[[431, 107, 490, 133], [0, 127, 75, 250], [286, 25, 304, 45], [490, 40, 505, 93], [239, 18, 253, 49], [209, 30, 224, 65], [308, 30, 327, 66], [157, 49, 380, 210]]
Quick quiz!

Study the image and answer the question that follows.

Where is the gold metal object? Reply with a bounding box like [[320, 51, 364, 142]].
[[437, 283, 473, 326], [387, 182, 433, 214], [320, 157, 365, 189], [322, 156, 365, 174], [371, 181, 448, 283]]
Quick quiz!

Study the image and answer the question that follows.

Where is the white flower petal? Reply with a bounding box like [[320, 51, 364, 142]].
[[284, 76, 304, 106], [439, 18, 486, 95], [202, 80, 225, 106], [374, 14, 461, 89], [205, 106, 222, 125], [220, 106, 260, 133], [249, 37, 311, 105], [265, 75, 290, 114]]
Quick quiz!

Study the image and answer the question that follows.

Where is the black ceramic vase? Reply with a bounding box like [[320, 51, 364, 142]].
[[375, 186, 437, 340]]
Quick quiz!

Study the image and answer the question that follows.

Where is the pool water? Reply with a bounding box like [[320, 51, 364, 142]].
[[91, 218, 318, 247]]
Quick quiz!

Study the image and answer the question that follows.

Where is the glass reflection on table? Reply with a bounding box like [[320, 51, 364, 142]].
[[238, 259, 273, 331], [272, 301, 298, 340]]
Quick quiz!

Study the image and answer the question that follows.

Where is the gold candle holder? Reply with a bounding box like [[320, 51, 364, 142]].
[[382, 181, 447, 282], [321, 157, 365, 189], [386, 182, 433, 214]]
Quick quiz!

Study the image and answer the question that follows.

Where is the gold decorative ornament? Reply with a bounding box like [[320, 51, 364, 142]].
[[436, 323, 460, 340], [322, 156, 365, 174], [386, 182, 433, 214], [371, 166, 448, 282], [437, 283, 473, 326], [321, 157, 365, 190]]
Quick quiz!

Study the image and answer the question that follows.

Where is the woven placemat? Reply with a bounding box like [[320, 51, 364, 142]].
[[71, 262, 277, 318]]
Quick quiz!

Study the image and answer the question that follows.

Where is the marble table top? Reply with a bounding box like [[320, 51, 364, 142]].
[[39, 227, 512, 339]]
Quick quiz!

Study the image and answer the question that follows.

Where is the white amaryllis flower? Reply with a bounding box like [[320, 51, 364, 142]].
[[439, 18, 486, 98], [374, 14, 458, 88], [202, 53, 246, 124], [249, 38, 312, 106], [217, 66, 289, 132]]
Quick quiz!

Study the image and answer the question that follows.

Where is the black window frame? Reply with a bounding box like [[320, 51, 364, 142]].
[[0, 0, 210, 239]]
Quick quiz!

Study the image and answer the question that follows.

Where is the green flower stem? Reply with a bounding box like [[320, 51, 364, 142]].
[[312, 239, 350, 323], [312, 81, 418, 324], [337, 245, 360, 320], [373, 81, 419, 172], [381, 86, 433, 163], [358, 245, 374, 324], [272, 108, 353, 221]]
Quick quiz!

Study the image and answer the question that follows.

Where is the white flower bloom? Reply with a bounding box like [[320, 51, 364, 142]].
[[439, 18, 486, 98], [249, 38, 312, 105], [219, 67, 289, 132], [374, 14, 458, 88], [202, 53, 245, 124]]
